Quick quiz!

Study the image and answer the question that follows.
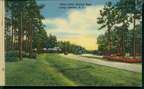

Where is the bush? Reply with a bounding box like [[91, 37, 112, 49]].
[[103, 56, 142, 63], [115, 53, 122, 56], [22, 51, 29, 57], [6, 50, 29, 58], [129, 54, 142, 56], [5, 50, 19, 57], [103, 56, 107, 59], [32, 52, 37, 58]]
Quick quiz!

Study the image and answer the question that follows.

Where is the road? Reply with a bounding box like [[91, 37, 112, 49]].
[[59, 54, 142, 73]]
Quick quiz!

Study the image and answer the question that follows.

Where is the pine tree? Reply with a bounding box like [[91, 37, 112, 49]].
[[97, 2, 117, 56]]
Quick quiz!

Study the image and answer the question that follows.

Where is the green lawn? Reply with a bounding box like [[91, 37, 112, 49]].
[[5, 53, 142, 86]]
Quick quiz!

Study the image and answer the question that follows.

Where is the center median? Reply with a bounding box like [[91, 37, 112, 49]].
[[59, 54, 142, 73]]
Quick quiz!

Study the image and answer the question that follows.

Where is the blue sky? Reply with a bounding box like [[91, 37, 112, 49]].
[[35, 0, 141, 50], [37, 0, 120, 18]]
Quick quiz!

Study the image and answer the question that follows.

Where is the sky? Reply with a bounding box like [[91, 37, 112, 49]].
[[36, 0, 141, 50]]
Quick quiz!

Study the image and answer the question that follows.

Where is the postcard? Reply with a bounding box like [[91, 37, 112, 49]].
[[0, 0, 142, 86]]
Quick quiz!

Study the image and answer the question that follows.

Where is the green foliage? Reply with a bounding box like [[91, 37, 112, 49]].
[[22, 51, 29, 57], [97, 0, 142, 56], [105, 46, 110, 51], [5, 50, 29, 57], [32, 52, 37, 58], [56, 41, 86, 53], [86, 50, 96, 54], [5, 50, 37, 58], [5, 0, 46, 56], [97, 1, 117, 30]]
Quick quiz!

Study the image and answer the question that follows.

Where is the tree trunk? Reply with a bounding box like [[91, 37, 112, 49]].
[[133, 14, 136, 59], [9, 30, 10, 50], [37, 45, 39, 54], [139, 44, 140, 54], [120, 45, 122, 54], [136, 43, 137, 54], [14, 20, 16, 50], [140, 44, 141, 54], [42, 48, 44, 54], [108, 23, 110, 56], [18, 26, 20, 51], [28, 21, 30, 53], [120, 38, 122, 55], [29, 18, 32, 59], [138, 44, 139, 54], [6, 26, 8, 51], [110, 42, 111, 56], [121, 45, 122, 55], [114, 43, 115, 55], [122, 20, 125, 58], [105, 50, 106, 56], [26, 15, 27, 52], [19, 2, 23, 60], [11, 7, 13, 50], [6, 42, 8, 51], [132, 44, 133, 55], [22, 29, 24, 51], [117, 42, 119, 54]]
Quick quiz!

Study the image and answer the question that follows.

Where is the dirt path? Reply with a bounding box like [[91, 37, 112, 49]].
[[59, 54, 142, 73]]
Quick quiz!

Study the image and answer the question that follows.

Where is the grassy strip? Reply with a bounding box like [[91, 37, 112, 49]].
[[6, 53, 142, 86]]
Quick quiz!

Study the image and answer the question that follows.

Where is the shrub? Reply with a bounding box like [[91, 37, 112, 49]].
[[107, 56, 111, 60], [6, 50, 29, 58], [103, 56, 142, 63], [31, 52, 37, 59], [22, 51, 29, 57], [115, 53, 122, 56], [129, 54, 142, 56], [123, 58, 136, 63], [136, 58, 142, 63], [129, 54, 133, 56], [103, 56, 107, 59], [118, 57, 123, 61]]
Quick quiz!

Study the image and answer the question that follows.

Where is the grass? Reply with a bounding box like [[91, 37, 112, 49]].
[[74, 55, 142, 65], [5, 53, 142, 86]]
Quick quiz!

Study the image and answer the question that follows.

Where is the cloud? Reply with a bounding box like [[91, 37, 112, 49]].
[[42, 5, 106, 37], [41, 5, 108, 50]]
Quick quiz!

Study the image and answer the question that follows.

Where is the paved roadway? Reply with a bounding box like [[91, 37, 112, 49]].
[[59, 54, 142, 73]]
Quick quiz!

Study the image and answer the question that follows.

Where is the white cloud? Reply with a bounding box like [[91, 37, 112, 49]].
[[42, 5, 106, 38]]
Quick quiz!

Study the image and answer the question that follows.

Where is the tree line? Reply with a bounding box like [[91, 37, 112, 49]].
[[56, 41, 86, 53], [97, 0, 142, 59], [5, 0, 86, 60], [5, 0, 46, 60], [97, 23, 142, 56]]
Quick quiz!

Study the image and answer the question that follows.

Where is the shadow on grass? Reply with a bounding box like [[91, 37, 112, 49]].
[[5, 57, 20, 62], [60, 65, 95, 72]]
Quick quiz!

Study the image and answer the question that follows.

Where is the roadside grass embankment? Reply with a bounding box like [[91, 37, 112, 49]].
[[5, 53, 142, 86]]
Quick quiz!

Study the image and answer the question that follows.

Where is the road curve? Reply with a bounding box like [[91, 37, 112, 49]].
[[59, 54, 142, 73]]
